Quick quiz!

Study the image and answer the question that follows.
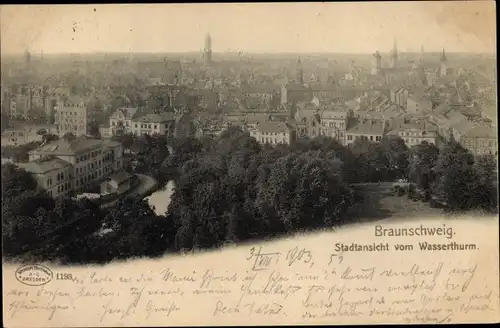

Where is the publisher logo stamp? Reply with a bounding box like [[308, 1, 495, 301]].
[[15, 264, 53, 286]]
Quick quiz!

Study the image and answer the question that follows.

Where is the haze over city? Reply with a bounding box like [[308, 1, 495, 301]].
[[1, 2, 496, 55]]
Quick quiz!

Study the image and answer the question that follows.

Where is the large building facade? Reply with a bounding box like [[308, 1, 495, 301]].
[[55, 97, 95, 136], [20, 136, 124, 197]]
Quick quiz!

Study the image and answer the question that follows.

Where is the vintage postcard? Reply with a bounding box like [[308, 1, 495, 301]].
[[1, 1, 499, 326]]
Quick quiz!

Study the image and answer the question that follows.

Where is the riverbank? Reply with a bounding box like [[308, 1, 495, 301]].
[[100, 173, 158, 208]]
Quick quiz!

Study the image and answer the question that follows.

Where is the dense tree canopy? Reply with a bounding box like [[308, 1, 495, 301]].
[[2, 129, 497, 264]]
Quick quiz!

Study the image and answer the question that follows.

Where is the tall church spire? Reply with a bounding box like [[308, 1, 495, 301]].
[[440, 48, 447, 62], [440, 48, 448, 77], [296, 57, 304, 86], [24, 47, 31, 72], [203, 33, 212, 65], [389, 38, 398, 68]]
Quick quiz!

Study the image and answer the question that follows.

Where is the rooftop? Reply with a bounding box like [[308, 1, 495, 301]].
[[445, 110, 468, 125], [284, 83, 308, 91], [255, 121, 291, 134], [30, 136, 120, 155], [134, 112, 175, 123], [58, 95, 86, 107], [464, 125, 496, 139], [240, 84, 279, 94], [246, 113, 271, 124], [309, 83, 336, 92], [111, 107, 141, 120], [17, 157, 71, 174], [347, 119, 385, 135], [320, 109, 349, 119]]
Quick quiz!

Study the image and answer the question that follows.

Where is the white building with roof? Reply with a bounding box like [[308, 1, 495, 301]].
[[131, 112, 176, 136], [387, 123, 438, 147], [23, 135, 124, 196], [318, 108, 350, 143], [249, 121, 294, 145], [346, 118, 387, 145], [108, 107, 141, 136], [460, 125, 497, 156]]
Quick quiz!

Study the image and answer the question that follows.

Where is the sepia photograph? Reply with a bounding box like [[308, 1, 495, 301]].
[[1, 2, 499, 326]]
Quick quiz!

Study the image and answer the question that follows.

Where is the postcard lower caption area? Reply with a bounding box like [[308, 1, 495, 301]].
[[3, 219, 499, 326]]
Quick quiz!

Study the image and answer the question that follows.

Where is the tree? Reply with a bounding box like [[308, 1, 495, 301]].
[[1, 164, 38, 198], [256, 152, 353, 231], [432, 141, 475, 210], [1, 112, 9, 132], [63, 132, 76, 140], [120, 133, 135, 153], [88, 122, 100, 137], [225, 205, 240, 243], [471, 154, 498, 211], [42, 133, 59, 143], [409, 142, 439, 190], [381, 136, 409, 178]]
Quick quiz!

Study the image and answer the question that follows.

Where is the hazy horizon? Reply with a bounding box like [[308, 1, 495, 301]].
[[2, 50, 496, 56], [1, 2, 496, 56]]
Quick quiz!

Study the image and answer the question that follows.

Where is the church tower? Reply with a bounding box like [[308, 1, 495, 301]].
[[371, 51, 382, 75], [296, 57, 304, 86], [389, 38, 398, 69], [203, 33, 212, 65], [24, 48, 31, 71], [440, 48, 447, 77]]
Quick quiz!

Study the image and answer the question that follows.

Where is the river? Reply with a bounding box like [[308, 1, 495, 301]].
[[145, 145, 176, 215], [146, 180, 176, 215]]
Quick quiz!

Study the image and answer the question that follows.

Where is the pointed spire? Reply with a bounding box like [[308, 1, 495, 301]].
[[391, 38, 398, 58], [296, 57, 303, 85], [440, 48, 447, 62]]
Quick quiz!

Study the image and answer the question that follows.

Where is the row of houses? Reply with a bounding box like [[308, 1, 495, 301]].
[[1, 123, 58, 147], [2, 84, 73, 122], [235, 98, 496, 158], [99, 106, 204, 139], [228, 103, 431, 149]]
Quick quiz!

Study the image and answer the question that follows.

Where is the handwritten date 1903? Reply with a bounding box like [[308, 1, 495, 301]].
[[286, 246, 315, 268]]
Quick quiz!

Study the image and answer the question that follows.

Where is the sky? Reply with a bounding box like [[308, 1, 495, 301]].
[[0, 2, 496, 55]]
